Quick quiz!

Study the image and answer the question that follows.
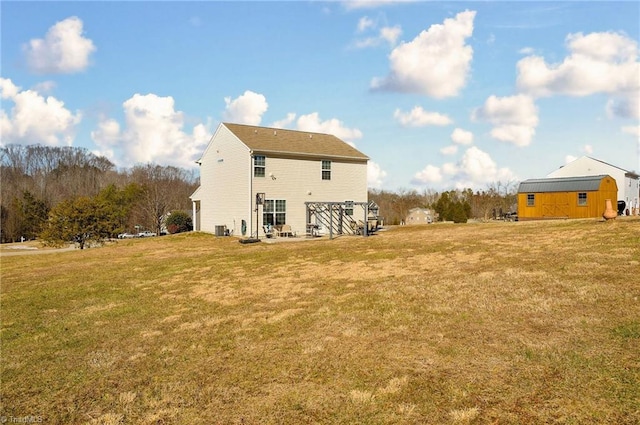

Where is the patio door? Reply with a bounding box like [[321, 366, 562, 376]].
[[263, 199, 286, 225]]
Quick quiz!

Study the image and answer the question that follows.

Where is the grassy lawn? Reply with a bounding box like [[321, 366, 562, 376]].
[[1, 219, 639, 424]]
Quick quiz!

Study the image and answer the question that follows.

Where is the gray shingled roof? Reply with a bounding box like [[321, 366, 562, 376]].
[[518, 175, 610, 193], [223, 123, 369, 161]]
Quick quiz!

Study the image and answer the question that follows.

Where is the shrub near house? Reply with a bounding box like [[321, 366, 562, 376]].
[[166, 210, 193, 234]]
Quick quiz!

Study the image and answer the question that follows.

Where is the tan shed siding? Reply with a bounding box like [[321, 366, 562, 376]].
[[199, 125, 251, 235], [517, 176, 618, 220], [252, 157, 368, 235]]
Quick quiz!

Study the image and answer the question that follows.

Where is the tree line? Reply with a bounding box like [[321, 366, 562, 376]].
[[369, 181, 518, 225], [1, 144, 519, 245], [1, 144, 198, 244]]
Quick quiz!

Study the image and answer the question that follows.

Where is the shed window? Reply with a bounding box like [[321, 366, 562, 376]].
[[322, 160, 331, 180], [577, 192, 587, 206], [254, 155, 265, 177], [527, 193, 535, 207]]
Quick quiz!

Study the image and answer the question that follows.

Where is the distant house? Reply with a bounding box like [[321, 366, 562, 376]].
[[190, 123, 369, 237], [547, 156, 639, 214], [517, 175, 618, 220], [405, 207, 434, 225]]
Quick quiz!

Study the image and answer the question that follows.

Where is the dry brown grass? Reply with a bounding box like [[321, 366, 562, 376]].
[[1, 218, 639, 424]]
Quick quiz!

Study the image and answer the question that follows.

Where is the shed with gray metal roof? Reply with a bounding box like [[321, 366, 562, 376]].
[[517, 175, 618, 220], [517, 175, 610, 193]]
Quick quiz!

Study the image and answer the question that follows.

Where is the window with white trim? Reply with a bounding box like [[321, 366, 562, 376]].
[[578, 192, 587, 206], [345, 201, 354, 216], [254, 155, 265, 177], [263, 199, 286, 225], [527, 193, 535, 207], [322, 160, 331, 180]]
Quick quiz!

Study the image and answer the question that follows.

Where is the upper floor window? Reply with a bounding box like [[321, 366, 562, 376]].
[[527, 193, 535, 207], [578, 192, 587, 206], [322, 160, 331, 180], [254, 155, 265, 177]]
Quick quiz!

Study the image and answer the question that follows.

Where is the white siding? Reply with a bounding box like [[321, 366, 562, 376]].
[[253, 157, 368, 236], [197, 125, 252, 235], [195, 123, 370, 237]]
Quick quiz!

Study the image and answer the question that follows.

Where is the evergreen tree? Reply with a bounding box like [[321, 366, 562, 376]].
[[41, 196, 112, 249], [12, 191, 49, 240], [95, 183, 143, 236]]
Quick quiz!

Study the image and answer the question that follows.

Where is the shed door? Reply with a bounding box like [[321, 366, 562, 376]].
[[542, 193, 570, 218]]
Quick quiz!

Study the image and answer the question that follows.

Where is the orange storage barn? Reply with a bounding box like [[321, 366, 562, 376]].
[[517, 175, 618, 220]]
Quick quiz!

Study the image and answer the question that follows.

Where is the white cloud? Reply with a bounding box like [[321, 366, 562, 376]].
[[380, 26, 402, 46], [357, 16, 375, 32], [517, 31, 640, 119], [451, 128, 473, 145], [90, 118, 121, 160], [343, 0, 415, 10], [518, 47, 535, 55], [32, 81, 57, 94], [472, 94, 539, 147], [353, 24, 402, 48], [457, 146, 515, 185], [565, 155, 578, 164], [441, 162, 458, 176], [0, 112, 11, 144], [412, 147, 516, 190], [24, 16, 96, 74], [0, 78, 20, 99], [287, 112, 363, 142], [394, 106, 452, 127], [582, 144, 593, 155], [367, 161, 388, 188], [91, 93, 210, 168], [622, 125, 640, 137], [0, 77, 81, 146], [606, 91, 640, 120], [271, 113, 297, 129], [223, 90, 268, 125], [412, 164, 442, 184], [371, 10, 476, 98], [440, 145, 458, 155]]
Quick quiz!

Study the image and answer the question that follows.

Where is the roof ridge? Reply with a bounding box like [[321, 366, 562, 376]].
[[223, 122, 334, 137]]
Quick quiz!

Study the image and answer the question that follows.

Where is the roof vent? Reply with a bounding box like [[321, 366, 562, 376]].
[[274, 130, 277, 136], [309, 134, 313, 139], [254, 129, 257, 133]]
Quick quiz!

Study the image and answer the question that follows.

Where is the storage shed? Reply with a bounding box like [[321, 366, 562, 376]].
[[517, 175, 618, 220]]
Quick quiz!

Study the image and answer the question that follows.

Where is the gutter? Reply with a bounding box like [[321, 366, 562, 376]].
[[251, 149, 369, 162]]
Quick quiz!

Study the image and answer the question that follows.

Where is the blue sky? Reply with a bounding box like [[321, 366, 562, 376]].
[[2, 1, 639, 191]]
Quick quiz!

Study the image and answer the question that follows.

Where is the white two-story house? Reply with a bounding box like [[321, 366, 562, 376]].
[[190, 123, 369, 237]]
